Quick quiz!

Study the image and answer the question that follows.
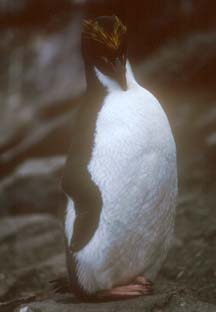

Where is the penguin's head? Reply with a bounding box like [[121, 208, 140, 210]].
[[82, 15, 128, 91]]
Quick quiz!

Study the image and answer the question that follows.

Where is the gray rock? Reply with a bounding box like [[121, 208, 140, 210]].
[[0, 215, 65, 301], [0, 107, 79, 184], [0, 156, 66, 216], [17, 293, 172, 312], [1, 156, 65, 183], [0, 0, 27, 13], [138, 32, 216, 91], [16, 293, 216, 312], [207, 132, 216, 146], [0, 12, 84, 166], [159, 294, 216, 312]]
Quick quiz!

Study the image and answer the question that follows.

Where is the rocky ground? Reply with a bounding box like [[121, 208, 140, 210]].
[[0, 1, 215, 311]]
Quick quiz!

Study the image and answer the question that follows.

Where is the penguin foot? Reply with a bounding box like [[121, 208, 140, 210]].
[[133, 276, 153, 288], [93, 281, 153, 301]]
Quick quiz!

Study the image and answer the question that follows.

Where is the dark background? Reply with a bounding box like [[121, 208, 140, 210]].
[[0, 1, 215, 311]]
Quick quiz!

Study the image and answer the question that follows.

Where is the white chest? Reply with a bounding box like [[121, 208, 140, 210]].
[[88, 86, 176, 209]]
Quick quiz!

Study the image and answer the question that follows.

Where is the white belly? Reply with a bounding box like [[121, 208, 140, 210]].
[[65, 86, 177, 293]]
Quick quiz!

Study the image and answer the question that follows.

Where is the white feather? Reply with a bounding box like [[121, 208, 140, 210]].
[[65, 197, 75, 244], [65, 60, 177, 293]]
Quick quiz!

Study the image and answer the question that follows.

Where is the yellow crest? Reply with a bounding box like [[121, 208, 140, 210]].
[[83, 16, 127, 50]]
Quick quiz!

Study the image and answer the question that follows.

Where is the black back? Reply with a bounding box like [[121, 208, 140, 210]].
[[62, 84, 105, 252]]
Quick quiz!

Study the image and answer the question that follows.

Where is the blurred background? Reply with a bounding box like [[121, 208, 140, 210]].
[[0, 1, 215, 311]]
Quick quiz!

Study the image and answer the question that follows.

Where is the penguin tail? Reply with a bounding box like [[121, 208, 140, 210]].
[[49, 275, 71, 294]]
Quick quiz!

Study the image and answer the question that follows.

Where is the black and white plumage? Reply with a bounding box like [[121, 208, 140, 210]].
[[62, 15, 177, 299]]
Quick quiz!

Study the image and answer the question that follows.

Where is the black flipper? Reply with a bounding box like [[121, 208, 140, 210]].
[[62, 89, 104, 252]]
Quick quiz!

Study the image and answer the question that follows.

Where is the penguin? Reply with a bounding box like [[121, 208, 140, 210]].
[[62, 15, 178, 300]]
